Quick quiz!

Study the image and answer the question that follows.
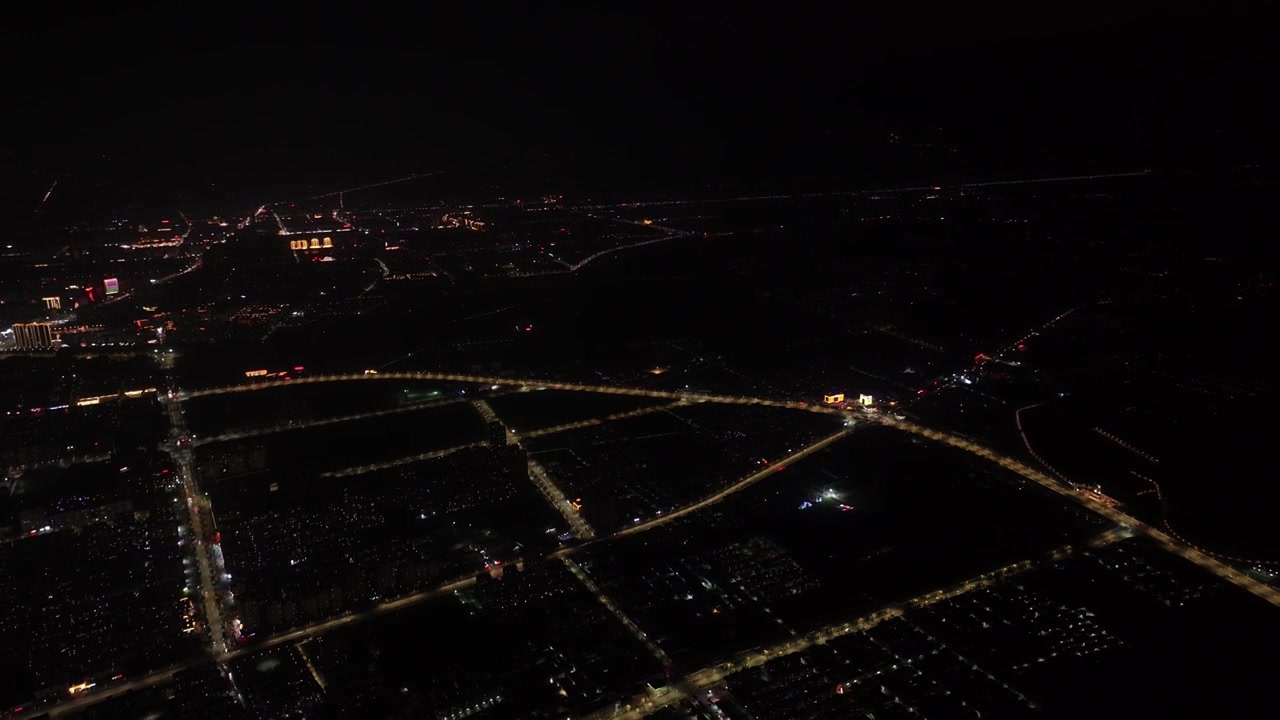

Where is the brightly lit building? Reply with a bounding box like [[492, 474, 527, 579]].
[[12, 322, 55, 350]]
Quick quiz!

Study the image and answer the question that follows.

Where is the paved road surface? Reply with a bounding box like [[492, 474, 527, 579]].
[[190, 397, 468, 447]]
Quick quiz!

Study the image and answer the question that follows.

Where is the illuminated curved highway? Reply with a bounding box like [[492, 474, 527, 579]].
[[180, 371, 838, 416]]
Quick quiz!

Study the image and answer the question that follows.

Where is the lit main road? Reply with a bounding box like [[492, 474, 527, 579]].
[[481, 397, 598, 540], [878, 416, 1280, 609], [319, 442, 487, 478], [43, 663, 192, 718], [609, 427, 855, 540], [516, 400, 688, 439], [219, 573, 480, 661], [181, 372, 842, 418], [147, 257, 202, 287], [520, 454, 593, 527], [3, 451, 111, 476], [470, 398, 502, 425], [539, 211, 693, 273], [558, 230, 690, 273], [162, 397, 232, 655], [561, 555, 671, 670], [194, 395, 686, 471], [189, 397, 469, 447], [609, 530, 1130, 720]]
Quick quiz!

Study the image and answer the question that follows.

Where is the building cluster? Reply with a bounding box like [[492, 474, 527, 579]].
[[706, 537, 822, 603], [724, 618, 1039, 718], [440, 212, 487, 231], [175, 560, 663, 719], [17, 499, 134, 535], [581, 533, 814, 668], [3, 393, 166, 475], [193, 443, 268, 482], [95, 667, 248, 719], [123, 219, 187, 249], [225, 646, 326, 718], [378, 561, 664, 718], [228, 304, 289, 327], [209, 445, 552, 637], [707, 538, 1228, 718], [0, 463, 195, 709], [0, 215, 201, 342]]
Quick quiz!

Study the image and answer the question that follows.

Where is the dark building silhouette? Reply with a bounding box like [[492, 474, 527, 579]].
[[487, 420, 509, 447], [580, 482, 620, 535]]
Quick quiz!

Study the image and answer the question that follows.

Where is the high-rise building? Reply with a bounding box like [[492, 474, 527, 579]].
[[12, 322, 55, 350], [487, 420, 510, 447], [580, 483, 620, 535]]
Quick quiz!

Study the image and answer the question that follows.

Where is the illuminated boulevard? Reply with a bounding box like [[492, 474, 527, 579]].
[[218, 574, 481, 662], [476, 397, 598, 540], [878, 416, 1280, 608], [516, 400, 689, 439], [611, 427, 855, 539], [319, 441, 487, 478], [187, 396, 470, 448], [161, 394, 232, 656], [181, 371, 835, 415], [37, 369, 1277, 717], [561, 555, 672, 671]]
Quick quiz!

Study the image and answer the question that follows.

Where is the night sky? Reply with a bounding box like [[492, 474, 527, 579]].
[[3, 3, 1274, 216]]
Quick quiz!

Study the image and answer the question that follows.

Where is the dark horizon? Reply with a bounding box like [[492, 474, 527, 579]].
[[4, 4, 1276, 219]]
